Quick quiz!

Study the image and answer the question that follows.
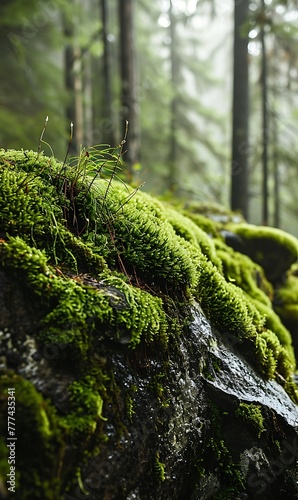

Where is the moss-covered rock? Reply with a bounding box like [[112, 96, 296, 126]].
[[0, 148, 298, 499], [274, 266, 298, 356], [224, 223, 298, 282]]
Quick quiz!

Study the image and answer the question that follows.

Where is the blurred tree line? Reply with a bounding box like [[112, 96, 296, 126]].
[[0, 0, 298, 234]]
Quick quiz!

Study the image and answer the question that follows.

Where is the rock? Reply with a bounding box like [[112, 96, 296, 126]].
[[1, 291, 298, 499], [0, 149, 298, 499]]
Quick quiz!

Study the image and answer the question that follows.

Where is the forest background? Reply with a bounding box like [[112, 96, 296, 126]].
[[1, 0, 298, 235]]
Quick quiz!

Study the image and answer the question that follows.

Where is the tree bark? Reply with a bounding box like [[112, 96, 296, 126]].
[[231, 0, 249, 219]]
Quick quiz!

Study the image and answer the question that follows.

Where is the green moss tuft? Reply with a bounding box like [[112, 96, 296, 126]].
[[235, 402, 265, 438], [89, 181, 201, 289], [154, 452, 166, 482], [163, 204, 222, 269], [214, 238, 273, 306], [62, 375, 107, 436], [248, 297, 295, 365]]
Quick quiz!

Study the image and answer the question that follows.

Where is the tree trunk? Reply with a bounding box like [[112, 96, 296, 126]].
[[168, 0, 179, 193], [83, 49, 94, 146], [260, 0, 269, 226], [119, 0, 140, 175], [73, 46, 84, 152], [272, 114, 279, 228], [272, 42, 279, 228], [101, 0, 115, 146], [231, 0, 249, 219], [82, 0, 94, 147], [63, 9, 83, 156], [64, 19, 77, 155]]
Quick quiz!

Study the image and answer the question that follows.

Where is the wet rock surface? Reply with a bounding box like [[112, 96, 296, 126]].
[[3, 285, 296, 500], [81, 303, 298, 500]]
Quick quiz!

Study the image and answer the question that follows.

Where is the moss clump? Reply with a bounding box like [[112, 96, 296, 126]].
[[89, 181, 201, 289], [248, 298, 295, 365], [194, 256, 295, 383], [0, 149, 108, 274], [229, 223, 298, 257], [163, 204, 222, 269], [125, 385, 137, 421], [0, 237, 168, 356], [235, 402, 265, 438], [62, 375, 107, 436]]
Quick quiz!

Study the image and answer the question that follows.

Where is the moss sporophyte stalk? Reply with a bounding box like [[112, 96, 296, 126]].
[[0, 148, 298, 498]]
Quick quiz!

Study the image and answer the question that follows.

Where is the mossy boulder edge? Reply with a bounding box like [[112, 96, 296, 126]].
[[0, 149, 298, 499]]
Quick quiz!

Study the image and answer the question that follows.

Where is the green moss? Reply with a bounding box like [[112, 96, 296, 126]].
[[197, 256, 297, 387], [0, 150, 108, 274], [62, 375, 107, 436], [182, 210, 220, 237], [126, 395, 136, 422], [163, 204, 222, 269], [214, 238, 273, 306], [149, 373, 170, 408], [154, 452, 166, 482], [235, 402, 265, 438], [0, 237, 168, 356], [210, 238, 295, 368], [248, 297, 295, 365], [90, 180, 201, 289]]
